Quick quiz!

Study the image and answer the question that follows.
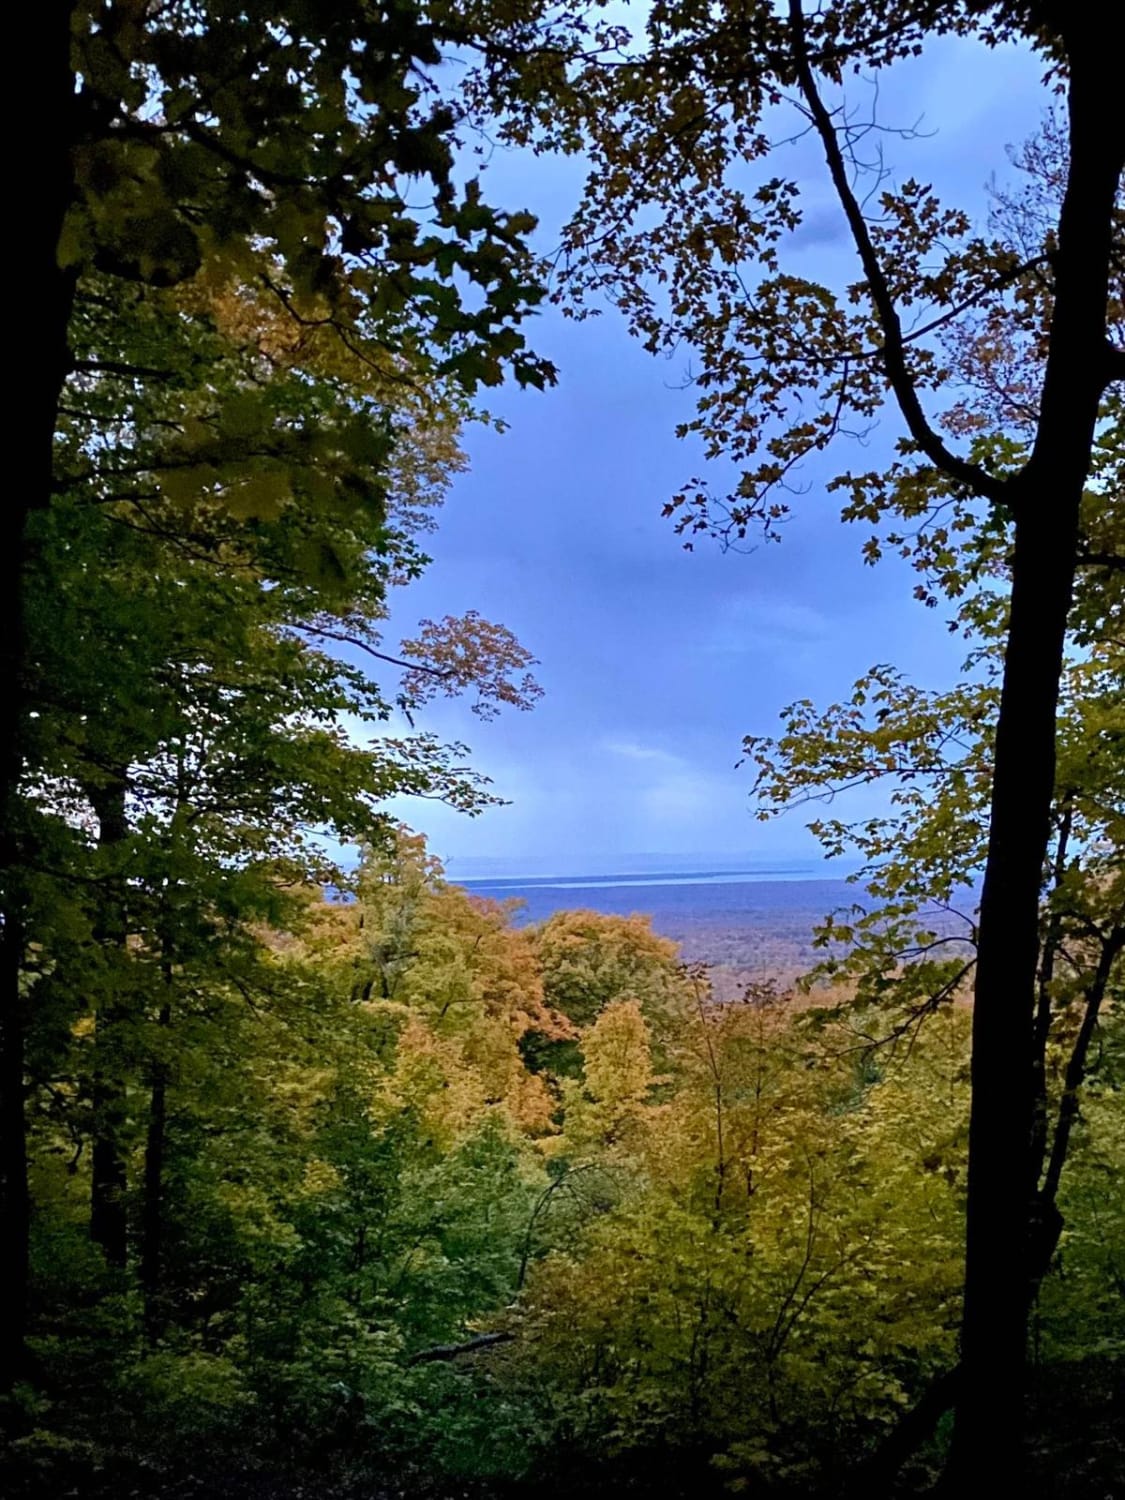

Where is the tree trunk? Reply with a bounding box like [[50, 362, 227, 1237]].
[[140, 1005, 170, 1346], [88, 775, 131, 1269], [948, 31, 1123, 1484], [0, 916, 30, 1393], [0, 0, 78, 1390], [947, 502, 1079, 1485], [143, 800, 187, 1344]]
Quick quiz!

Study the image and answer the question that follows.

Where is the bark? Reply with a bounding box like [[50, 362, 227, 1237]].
[[140, 1004, 171, 1346], [0, 917, 30, 1393], [88, 774, 130, 1268], [948, 30, 1124, 1484], [0, 0, 78, 1390]]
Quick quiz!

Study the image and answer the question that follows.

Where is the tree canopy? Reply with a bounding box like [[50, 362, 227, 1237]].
[[3, 4, 1122, 1497]]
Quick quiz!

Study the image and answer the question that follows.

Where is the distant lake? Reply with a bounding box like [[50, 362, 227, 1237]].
[[458, 871, 860, 934], [455, 869, 979, 979]]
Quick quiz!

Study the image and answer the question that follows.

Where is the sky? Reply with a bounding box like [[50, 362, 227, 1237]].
[[373, 30, 1049, 881]]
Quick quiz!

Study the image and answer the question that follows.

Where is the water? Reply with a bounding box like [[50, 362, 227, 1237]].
[[454, 868, 979, 982], [453, 871, 871, 980], [457, 871, 858, 929]]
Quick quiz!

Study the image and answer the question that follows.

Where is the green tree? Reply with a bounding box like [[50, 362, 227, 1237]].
[[535, 910, 684, 1030], [9, 299, 543, 1408], [5, 0, 556, 1385]]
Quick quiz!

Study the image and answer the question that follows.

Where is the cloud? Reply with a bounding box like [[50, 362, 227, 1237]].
[[602, 738, 683, 764], [710, 595, 832, 654]]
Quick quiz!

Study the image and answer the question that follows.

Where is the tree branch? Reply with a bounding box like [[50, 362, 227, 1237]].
[[1040, 924, 1124, 1208], [787, 0, 1007, 506], [70, 358, 178, 382], [292, 624, 453, 680], [843, 1364, 961, 1498], [1077, 549, 1125, 572]]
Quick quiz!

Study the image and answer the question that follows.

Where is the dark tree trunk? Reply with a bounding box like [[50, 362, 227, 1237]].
[[0, 917, 30, 1393], [88, 775, 131, 1269], [948, 30, 1123, 1485], [0, 0, 78, 1390], [140, 1004, 170, 1346], [89, 1094, 129, 1267], [142, 821, 186, 1345], [948, 502, 1080, 1484]]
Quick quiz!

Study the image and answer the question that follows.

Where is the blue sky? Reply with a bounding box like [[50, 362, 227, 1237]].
[[378, 32, 1048, 880]]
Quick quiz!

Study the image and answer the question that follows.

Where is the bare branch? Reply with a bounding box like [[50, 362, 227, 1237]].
[[292, 624, 453, 680]]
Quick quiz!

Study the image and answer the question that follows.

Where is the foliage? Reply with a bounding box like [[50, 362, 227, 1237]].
[[7, 4, 1124, 1495], [61, 0, 557, 395], [6, 821, 1123, 1497], [7, 0, 567, 1422]]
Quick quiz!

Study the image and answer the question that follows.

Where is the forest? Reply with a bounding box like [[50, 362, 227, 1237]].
[[3, 2, 1123, 1497]]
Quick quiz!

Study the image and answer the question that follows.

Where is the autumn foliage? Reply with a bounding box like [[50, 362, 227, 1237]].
[[4, 829, 1121, 1498]]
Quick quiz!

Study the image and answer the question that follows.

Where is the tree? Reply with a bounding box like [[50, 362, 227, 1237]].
[[5, 293, 543, 1394], [5, 0, 558, 1387], [535, 910, 684, 1028], [739, 114, 1124, 1479], [509, 986, 973, 1492], [15, 0, 554, 821], [481, 1, 1124, 1477]]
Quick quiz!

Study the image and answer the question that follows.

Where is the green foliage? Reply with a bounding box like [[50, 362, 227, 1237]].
[[8, 825, 1123, 1496], [62, 1, 556, 396], [536, 910, 685, 1028]]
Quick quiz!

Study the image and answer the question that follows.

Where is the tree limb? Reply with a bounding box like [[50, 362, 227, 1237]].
[[841, 1364, 961, 1498], [1040, 924, 1124, 1208], [787, 0, 1008, 506], [70, 358, 178, 382], [292, 624, 453, 679]]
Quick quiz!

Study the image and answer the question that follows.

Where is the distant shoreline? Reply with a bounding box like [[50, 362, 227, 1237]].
[[452, 872, 978, 975], [457, 868, 844, 892], [449, 872, 864, 976]]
